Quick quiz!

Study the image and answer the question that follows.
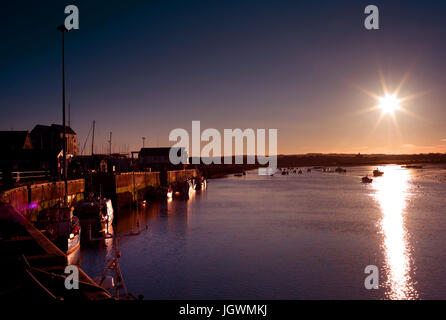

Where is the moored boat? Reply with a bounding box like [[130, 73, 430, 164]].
[[373, 169, 384, 177], [193, 177, 207, 190], [40, 205, 81, 255], [361, 176, 373, 183], [73, 196, 114, 236]]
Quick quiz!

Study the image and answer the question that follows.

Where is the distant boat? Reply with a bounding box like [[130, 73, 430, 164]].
[[234, 173, 243, 177], [362, 176, 373, 183], [373, 169, 384, 177], [335, 167, 347, 173], [298, 170, 303, 174]]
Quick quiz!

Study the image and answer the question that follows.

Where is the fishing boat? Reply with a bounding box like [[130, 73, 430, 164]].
[[373, 169, 384, 177], [0, 202, 111, 300], [73, 196, 114, 236], [361, 176, 373, 183], [40, 205, 81, 255]]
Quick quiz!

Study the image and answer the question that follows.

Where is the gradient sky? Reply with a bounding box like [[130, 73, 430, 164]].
[[1, 0, 446, 155]]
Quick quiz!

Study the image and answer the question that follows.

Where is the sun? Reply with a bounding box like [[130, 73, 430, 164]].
[[378, 93, 401, 115]]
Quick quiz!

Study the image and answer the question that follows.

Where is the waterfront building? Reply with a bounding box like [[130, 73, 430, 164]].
[[30, 124, 78, 156]]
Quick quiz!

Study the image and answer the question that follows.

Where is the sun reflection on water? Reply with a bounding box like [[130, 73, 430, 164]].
[[372, 166, 418, 299]]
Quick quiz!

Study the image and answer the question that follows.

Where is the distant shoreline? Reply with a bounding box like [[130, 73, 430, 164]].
[[194, 154, 446, 179]]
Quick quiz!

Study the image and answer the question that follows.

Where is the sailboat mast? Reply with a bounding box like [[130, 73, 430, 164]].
[[109, 132, 112, 155], [91, 120, 95, 155]]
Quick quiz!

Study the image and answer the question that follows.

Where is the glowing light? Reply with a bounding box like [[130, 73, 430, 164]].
[[372, 166, 418, 299], [378, 94, 401, 115]]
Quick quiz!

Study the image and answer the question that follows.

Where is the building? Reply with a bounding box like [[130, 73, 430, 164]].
[[70, 154, 131, 175], [30, 124, 78, 156], [0, 125, 77, 184], [138, 147, 187, 169], [0, 131, 33, 152], [0, 131, 60, 185]]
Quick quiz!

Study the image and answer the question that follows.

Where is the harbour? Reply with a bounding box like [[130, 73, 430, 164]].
[[2, 0, 446, 305], [2, 145, 446, 300], [79, 164, 446, 299]]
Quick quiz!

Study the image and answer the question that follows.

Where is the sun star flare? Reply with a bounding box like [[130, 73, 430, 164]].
[[378, 93, 401, 115]]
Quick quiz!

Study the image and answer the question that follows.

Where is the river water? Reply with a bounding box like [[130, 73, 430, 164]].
[[79, 165, 446, 299]]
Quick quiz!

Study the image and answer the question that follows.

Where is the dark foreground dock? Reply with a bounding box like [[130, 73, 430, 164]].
[[0, 203, 111, 300]]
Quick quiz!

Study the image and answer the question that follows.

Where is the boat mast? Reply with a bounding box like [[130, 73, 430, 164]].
[[109, 132, 112, 155], [91, 120, 95, 155], [58, 25, 68, 205]]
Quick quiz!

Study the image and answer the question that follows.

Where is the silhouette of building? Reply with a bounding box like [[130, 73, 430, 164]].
[[30, 124, 78, 156], [0, 131, 61, 185], [0, 131, 33, 152], [138, 147, 186, 168], [71, 154, 131, 175]]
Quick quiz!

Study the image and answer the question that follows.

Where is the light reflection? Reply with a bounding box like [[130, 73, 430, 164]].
[[372, 166, 418, 299], [104, 224, 115, 258]]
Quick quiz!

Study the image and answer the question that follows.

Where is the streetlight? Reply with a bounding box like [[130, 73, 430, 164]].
[[57, 24, 68, 204], [142, 137, 146, 148]]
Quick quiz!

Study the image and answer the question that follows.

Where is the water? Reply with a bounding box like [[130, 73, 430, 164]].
[[79, 165, 446, 299]]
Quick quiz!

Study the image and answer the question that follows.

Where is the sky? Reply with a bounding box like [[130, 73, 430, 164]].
[[1, 0, 446, 155]]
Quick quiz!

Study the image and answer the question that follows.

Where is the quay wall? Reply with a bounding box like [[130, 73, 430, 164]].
[[114, 172, 160, 209], [0, 186, 29, 214], [0, 179, 85, 221], [167, 169, 198, 185], [108, 170, 197, 209]]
